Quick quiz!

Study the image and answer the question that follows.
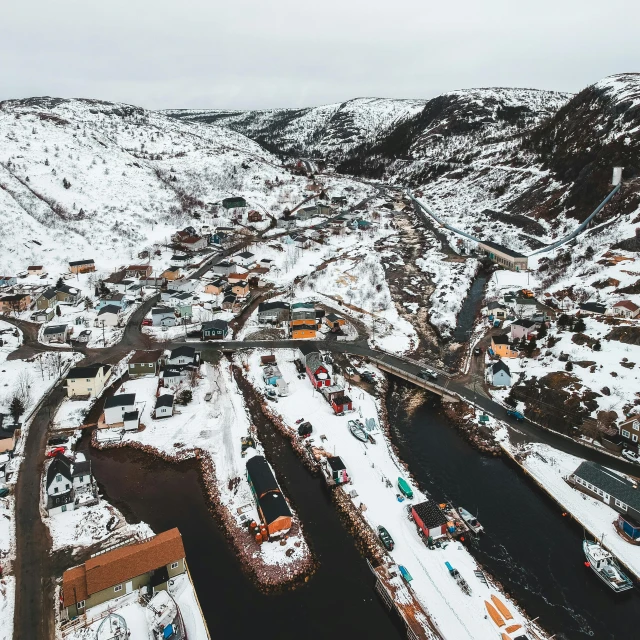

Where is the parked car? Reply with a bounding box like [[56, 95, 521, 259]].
[[506, 409, 525, 421], [46, 447, 67, 458], [622, 449, 640, 464], [419, 370, 438, 381], [142, 318, 153, 326], [345, 367, 356, 377], [0, 488, 9, 498], [47, 436, 69, 446], [377, 526, 395, 551], [474, 347, 482, 356], [361, 372, 375, 383]]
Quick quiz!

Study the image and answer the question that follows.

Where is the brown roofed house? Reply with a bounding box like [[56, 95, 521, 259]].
[[62, 528, 186, 618]]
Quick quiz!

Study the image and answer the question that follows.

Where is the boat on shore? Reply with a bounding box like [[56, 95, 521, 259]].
[[146, 589, 186, 639], [348, 420, 368, 442], [583, 539, 633, 592], [397, 477, 413, 500], [457, 507, 483, 534]]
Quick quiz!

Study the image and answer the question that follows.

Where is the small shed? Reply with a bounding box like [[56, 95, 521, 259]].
[[412, 501, 448, 539], [327, 456, 349, 485], [260, 355, 276, 366], [123, 410, 140, 432]]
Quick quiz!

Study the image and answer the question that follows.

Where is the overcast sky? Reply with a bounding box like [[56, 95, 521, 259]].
[[2, 0, 638, 110]]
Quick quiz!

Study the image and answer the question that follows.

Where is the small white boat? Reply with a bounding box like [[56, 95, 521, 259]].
[[583, 540, 633, 592], [457, 507, 484, 534], [146, 590, 186, 639]]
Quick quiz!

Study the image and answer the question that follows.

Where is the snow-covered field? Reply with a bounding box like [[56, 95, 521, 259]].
[[506, 442, 640, 580], [95, 364, 311, 578], [242, 349, 544, 640]]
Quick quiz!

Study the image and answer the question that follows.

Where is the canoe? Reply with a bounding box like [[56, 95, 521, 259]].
[[491, 594, 513, 621], [484, 601, 505, 627], [398, 477, 413, 499], [504, 624, 521, 634]]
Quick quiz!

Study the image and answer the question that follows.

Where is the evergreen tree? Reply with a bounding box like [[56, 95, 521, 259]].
[[565, 361, 573, 372], [573, 317, 586, 333], [9, 396, 25, 424], [56, 305, 61, 317]]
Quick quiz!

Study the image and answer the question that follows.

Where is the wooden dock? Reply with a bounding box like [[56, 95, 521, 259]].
[[368, 560, 444, 640]]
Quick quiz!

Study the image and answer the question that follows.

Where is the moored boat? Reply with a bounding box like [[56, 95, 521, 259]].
[[397, 477, 413, 499], [146, 589, 186, 640], [457, 506, 483, 534], [583, 539, 633, 592], [348, 420, 368, 442]]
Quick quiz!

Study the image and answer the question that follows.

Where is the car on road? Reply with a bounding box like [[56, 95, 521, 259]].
[[345, 367, 356, 377], [419, 370, 438, 381], [474, 347, 482, 356], [622, 449, 640, 464], [361, 372, 376, 383], [377, 526, 395, 551], [142, 318, 152, 326], [47, 436, 69, 446], [46, 446, 67, 458], [506, 409, 525, 421]]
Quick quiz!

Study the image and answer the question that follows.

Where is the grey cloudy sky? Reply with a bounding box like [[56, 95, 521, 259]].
[[2, 0, 638, 110]]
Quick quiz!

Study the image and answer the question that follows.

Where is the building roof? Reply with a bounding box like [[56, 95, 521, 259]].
[[62, 528, 185, 606], [43, 324, 67, 335], [202, 319, 228, 331], [246, 455, 279, 498], [129, 349, 163, 365], [161, 368, 182, 379], [613, 300, 639, 312], [512, 319, 537, 328], [258, 491, 292, 525], [41, 288, 57, 300], [478, 240, 526, 259], [67, 364, 110, 380], [151, 306, 174, 315], [412, 500, 448, 529], [306, 352, 326, 375], [491, 334, 511, 345], [126, 264, 151, 271], [258, 301, 289, 313], [69, 259, 95, 267], [73, 460, 91, 477], [492, 360, 511, 376], [28, 265, 43, 270], [237, 251, 254, 259], [326, 313, 343, 322], [487, 301, 505, 310], [46, 454, 72, 487], [123, 410, 139, 422], [579, 302, 606, 314], [97, 304, 121, 316], [291, 302, 314, 309], [572, 461, 640, 512], [155, 394, 175, 408], [169, 346, 196, 360], [297, 343, 318, 357], [104, 394, 136, 409], [327, 456, 346, 472], [164, 266, 181, 273]]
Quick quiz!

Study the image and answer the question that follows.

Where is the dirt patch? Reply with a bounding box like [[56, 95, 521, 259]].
[[605, 326, 640, 345]]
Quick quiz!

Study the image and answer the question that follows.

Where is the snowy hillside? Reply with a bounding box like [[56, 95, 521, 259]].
[[165, 97, 427, 158], [0, 97, 307, 274]]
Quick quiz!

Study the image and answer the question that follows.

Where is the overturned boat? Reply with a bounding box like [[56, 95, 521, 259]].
[[348, 420, 368, 442]]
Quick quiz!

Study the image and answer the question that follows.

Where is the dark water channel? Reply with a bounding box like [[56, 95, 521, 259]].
[[387, 384, 640, 640], [452, 271, 489, 344], [78, 429, 405, 640]]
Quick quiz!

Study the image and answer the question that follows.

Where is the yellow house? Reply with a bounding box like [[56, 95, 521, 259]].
[[162, 266, 182, 281], [291, 318, 317, 340], [66, 363, 112, 398], [491, 335, 519, 359], [204, 280, 225, 295], [231, 281, 250, 298]]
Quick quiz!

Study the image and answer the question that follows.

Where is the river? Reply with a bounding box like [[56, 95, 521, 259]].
[[80, 375, 639, 640]]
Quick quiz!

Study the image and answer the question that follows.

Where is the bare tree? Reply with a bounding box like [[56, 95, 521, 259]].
[[14, 370, 33, 407]]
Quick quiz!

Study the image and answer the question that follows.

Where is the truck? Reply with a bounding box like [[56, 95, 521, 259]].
[[506, 409, 524, 421]]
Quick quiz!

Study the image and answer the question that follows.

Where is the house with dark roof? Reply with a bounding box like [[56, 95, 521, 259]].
[[128, 350, 164, 377], [490, 334, 518, 359], [46, 453, 95, 515], [321, 386, 353, 414], [258, 300, 290, 324], [477, 240, 528, 271], [411, 500, 448, 539], [579, 302, 607, 315], [491, 360, 511, 387], [326, 456, 349, 485], [151, 306, 175, 327], [222, 196, 247, 210], [305, 352, 330, 389], [69, 259, 95, 274], [324, 313, 345, 331], [103, 393, 136, 426], [62, 528, 187, 619], [42, 324, 70, 344], [167, 346, 198, 367], [568, 461, 640, 541], [154, 394, 175, 418], [510, 318, 539, 341], [202, 319, 229, 340], [246, 455, 292, 537], [66, 364, 111, 398]]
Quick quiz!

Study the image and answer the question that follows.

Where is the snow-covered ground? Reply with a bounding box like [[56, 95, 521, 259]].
[[62, 573, 209, 640], [95, 364, 311, 578], [242, 349, 544, 640], [505, 442, 640, 580]]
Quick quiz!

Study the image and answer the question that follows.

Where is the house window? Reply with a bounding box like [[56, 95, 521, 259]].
[[614, 499, 628, 511], [77, 600, 85, 609], [56, 474, 62, 482], [54, 487, 59, 494], [170, 561, 179, 569], [622, 429, 630, 438], [634, 422, 640, 431], [114, 584, 123, 592], [78, 476, 83, 482], [634, 435, 638, 443]]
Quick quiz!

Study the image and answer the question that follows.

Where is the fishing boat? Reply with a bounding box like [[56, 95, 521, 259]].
[[457, 506, 483, 534], [348, 420, 368, 442], [146, 589, 186, 639], [583, 539, 633, 592], [397, 477, 413, 499]]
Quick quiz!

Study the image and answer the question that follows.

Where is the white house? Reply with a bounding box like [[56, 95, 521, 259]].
[[155, 394, 174, 418], [95, 304, 121, 327], [234, 251, 256, 268], [510, 319, 539, 341], [66, 364, 111, 398], [103, 393, 136, 425], [610, 300, 640, 319], [160, 369, 184, 387], [491, 360, 512, 387], [167, 346, 198, 367], [167, 279, 199, 293], [42, 324, 71, 344], [151, 307, 176, 327], [46, 453, 95, 515]]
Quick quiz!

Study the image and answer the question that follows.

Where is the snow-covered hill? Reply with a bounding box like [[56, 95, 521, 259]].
[[165, 97, 427, 158], [0, 97, 306, 274]]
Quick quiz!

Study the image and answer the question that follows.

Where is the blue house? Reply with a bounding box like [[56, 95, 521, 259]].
[[491, 360, 511, 387], [0, 275, 17, 286], [96, 293, 129, 312]]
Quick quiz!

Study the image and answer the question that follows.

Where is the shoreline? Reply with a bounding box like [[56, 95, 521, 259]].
[[90, 430, 316, 591]]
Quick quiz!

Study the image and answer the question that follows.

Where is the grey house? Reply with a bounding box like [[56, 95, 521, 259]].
[[491, 360, 511, 387], [42, 324, 70, 344], [258, 301, 290, 324]]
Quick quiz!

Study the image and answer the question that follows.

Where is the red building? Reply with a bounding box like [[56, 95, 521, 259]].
[[305, 352, 331, 389], [411, 501, 448, 539], [322, 386, 353, 414]]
